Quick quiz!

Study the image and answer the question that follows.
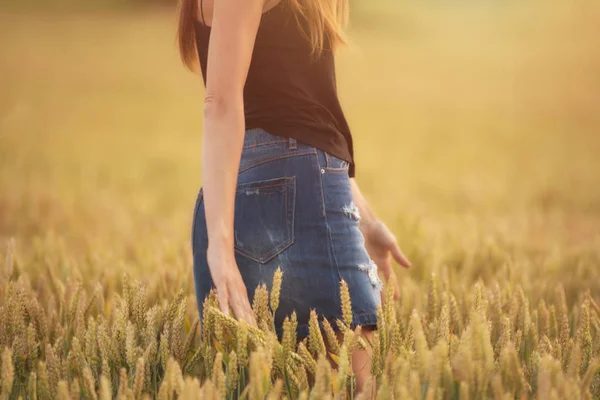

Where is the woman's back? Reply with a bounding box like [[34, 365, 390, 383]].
[[194, 0, 356, 176]]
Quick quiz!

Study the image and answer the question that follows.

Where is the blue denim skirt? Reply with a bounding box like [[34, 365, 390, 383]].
[[191, 128, 382, 338]]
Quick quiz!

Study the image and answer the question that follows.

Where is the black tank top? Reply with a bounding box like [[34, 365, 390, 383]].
[[194, 1, 356, 177]]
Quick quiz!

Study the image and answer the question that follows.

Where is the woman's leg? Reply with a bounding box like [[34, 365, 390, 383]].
[[352, 327, 376, 395], [332, 327, 376, 396]]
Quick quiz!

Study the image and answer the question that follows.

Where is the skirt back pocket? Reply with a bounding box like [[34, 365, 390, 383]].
[[234, 176, 296, 264]]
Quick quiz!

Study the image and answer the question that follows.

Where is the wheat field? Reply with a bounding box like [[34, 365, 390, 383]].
[[1, 0, 600, 398]]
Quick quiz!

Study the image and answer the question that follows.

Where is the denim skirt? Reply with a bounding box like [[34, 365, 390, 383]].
[[191, 128, 382, 338]]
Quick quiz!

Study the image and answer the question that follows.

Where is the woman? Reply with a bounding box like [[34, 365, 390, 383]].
[[179, 0, 411, 390]]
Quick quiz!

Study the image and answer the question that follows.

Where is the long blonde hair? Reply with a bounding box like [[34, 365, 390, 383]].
[[177, 0, 349, 70]]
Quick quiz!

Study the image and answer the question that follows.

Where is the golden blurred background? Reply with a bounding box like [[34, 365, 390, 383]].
[[1, 0, 599, 303]]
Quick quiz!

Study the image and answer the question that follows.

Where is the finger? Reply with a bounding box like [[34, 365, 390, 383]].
[[379, 258, 393, 281], [232, 277, 258, 327], [238, 301, 257, 328], [239, 296, 257, 328], [245, 309, 258, 328], [231, 290, 257, 327], [216, 286, 230, 316], [229, 291, 244, 319], [391, 243, 412, 268], [241, 294, 258, 328]]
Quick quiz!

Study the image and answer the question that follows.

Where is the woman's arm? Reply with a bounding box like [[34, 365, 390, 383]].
[[202, 0, 265, 326], [350, 178, 411, 299]]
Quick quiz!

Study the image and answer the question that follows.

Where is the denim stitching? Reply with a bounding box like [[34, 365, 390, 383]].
[[243, 140, 287, 150], [235, 182, 288, 193], [235, 241, 293, 264], [288, 177, 296, 247], [293, 312, 378, 335], [316, 151, 344, 293], [239, 148, 317, 174], [315, 153, 326, 217], [354, 311, 379, 317], [323, 167, 350, 175]]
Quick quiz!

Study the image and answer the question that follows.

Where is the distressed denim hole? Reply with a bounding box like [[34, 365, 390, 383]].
[[358, 260, 383, 290], [342, 203, 361, 221]]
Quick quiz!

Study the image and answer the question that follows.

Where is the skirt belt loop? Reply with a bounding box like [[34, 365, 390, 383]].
[[288, 137, 297, 150]]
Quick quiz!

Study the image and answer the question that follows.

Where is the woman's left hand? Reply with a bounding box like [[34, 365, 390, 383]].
[[361, 219, 411, 300]]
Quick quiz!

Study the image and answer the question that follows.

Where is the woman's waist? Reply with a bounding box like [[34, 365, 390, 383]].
[[239, 128, 316, 173], [242, 124, 350, 155], [239, 127, 352, 177]]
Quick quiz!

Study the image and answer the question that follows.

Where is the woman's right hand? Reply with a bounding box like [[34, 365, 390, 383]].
[[207, 245, 257, 327]]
